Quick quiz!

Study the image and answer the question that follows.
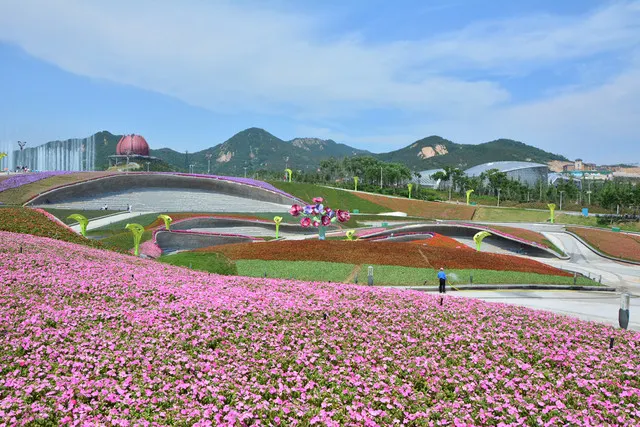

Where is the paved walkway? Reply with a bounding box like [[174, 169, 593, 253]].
[[447, 289, 639, 331], [70, 211, 154, 232]]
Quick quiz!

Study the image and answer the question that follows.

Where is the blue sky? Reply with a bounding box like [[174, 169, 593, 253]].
[[0, 0, 638, 163]]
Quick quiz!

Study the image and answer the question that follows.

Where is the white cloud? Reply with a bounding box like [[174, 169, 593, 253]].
[[0, 0, 639, 160]]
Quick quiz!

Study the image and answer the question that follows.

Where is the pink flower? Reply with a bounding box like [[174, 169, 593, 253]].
[[336, 209, 350, 223], [321, 215, 331, 226], [312, 197, 324, 204], [289, 204, 302, 217], [312, 221, 320, 227], [300, 217, 311, 227]]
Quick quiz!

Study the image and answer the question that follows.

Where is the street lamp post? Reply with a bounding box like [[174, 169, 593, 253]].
[[243, 166, 247, 178], [17, 141, 27, 169], [497, 188, 501, 207], [145, 161, 150, 172], [380, 166, 383, 188], [559, 190, 565, 211], [205, 153, 212, 174]]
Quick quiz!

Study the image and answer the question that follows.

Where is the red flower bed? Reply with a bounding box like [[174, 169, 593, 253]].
[[488, 225, 551, 248], [411, 233, 471, 250], [353, 193, 475, 220], [568, 227, 640, 262], [202, 240, 570, 276]]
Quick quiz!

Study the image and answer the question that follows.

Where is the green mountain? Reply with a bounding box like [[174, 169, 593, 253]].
[[21, 128, 569, 174], [377, 136, 568, 170], [150, 128, 369, 174]]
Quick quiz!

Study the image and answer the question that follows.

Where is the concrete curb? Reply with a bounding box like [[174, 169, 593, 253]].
[[396, 284, 616, 292], [564, 231, 640, 266]]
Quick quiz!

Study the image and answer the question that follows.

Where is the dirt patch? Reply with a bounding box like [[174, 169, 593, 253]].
[[353, 193, 475, 220], [410, 233, 470, 250], [488, 226, 550, 248], [568, 227, 640, 262], [200, 240, 570, 276]]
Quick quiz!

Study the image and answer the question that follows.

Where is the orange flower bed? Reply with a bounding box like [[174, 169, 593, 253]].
[[201, 240, 569, 276], [353, 193, 475, 220], [568, 227, 640, 262]]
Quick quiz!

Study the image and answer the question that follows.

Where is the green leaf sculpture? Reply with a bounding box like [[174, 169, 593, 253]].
[[407, 183, 413, 199], [466, 189, 474, 205], [125, 223, 145, 256], [547, 203, 556, 224], [273, 216, 283, 239], [285, 168, 293, 182], [473, 231, 491, 252], [158, 214, 173, 230], [67, 214, 89, 237]]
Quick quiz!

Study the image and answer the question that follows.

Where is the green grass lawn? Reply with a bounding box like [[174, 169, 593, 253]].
[[157, 252, 238, 275], [0, 172, 114, 204], [231, 259, 599, 286], [236, 260, 357, 282], [270, 182, 389, 214], [99, 230, 153, 252]]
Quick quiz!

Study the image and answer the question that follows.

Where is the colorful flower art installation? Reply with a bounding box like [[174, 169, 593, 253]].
[[289, 197, 350, 240]]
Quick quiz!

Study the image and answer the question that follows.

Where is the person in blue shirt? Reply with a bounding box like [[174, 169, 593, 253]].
[[437, 268, 447, 293]]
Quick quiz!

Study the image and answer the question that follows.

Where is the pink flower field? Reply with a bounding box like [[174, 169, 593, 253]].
[[1, 231, 639, 426]]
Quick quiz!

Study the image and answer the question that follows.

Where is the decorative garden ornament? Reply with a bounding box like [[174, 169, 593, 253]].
[[273, 216, 283, 239], [346, 230, 356, 241], [473, 231, 491, 252], [285, 168, 293, 182], [407, 183, 413, 199], [158, 214, 173, 230], [67, 214, 89, 237], [547, 204, 556, 224], [289, 197, 350, 240], [125, 223, 145, 256], [354, 176, 359, 191], [466, 189, 474, 205]]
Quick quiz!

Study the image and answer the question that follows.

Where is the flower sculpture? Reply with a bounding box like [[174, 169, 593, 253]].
[[273, 216, 283, 239], [67, 214, 89, 237], [125, 223, 145, 256], [157, 214, 173, 230], [289, 197, 350, 240]]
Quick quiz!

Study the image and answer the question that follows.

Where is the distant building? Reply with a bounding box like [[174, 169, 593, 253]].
[[563, 159, 596, 172], [108, 134, 157, 167], [464, 161, 549, 187], [414, 168, 446, 189]]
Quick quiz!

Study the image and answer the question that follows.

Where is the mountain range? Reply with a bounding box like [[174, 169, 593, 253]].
[[20, 128, 569, 173]]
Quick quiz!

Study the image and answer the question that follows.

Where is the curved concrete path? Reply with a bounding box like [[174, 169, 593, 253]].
[[39, 189, 292, 213]]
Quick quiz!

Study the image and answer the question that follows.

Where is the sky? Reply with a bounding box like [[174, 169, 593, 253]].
[[0, 0, 638, 163]]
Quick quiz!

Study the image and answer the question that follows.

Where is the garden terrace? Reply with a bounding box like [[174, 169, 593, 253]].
[[201, 240, 571, 275], [567, 227, 640, 263], [0, 232, 638, 425], [353, 192, 476, 220], [358, 223, 563, 258]]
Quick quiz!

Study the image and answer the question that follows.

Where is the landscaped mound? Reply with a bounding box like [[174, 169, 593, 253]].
[[0, 207, 110, 251], [568, 227, 640, 262], [410, 233, 470, 250], [1, 232, 638, 425], [0, 172, 115, 204], [201, 240, 570, 276]]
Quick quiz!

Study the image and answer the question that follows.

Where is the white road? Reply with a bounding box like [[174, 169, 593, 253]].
[[70, 211, 154, 232]]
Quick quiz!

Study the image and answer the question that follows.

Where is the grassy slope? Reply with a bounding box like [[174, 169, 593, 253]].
[[234, 260, 598, 286], [270, 182, 389, 213], [567, 227, 640, 262], [157, 252, 238, 275]]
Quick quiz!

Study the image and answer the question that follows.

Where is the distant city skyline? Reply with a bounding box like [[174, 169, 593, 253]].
[[1, 0, 639, 163]]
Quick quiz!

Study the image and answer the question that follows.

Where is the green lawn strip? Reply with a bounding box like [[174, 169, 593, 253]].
[[100, 230, 153, 252], [232, 259, 598, 286], [235, 260, 356, 282], [157, 252, 238, 275], [269, 182, 389, 214], [42, 208, 124, 225]]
